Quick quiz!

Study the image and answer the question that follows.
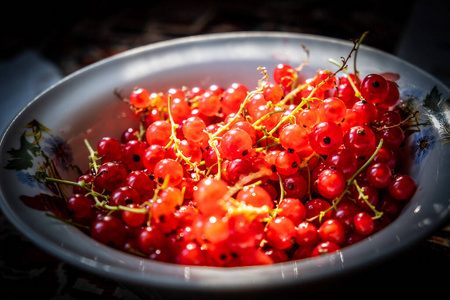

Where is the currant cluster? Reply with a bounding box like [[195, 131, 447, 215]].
[[55, 52, 417, 267]]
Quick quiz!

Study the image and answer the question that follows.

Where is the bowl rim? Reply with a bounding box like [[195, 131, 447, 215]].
[[1, 31, 450, 292]]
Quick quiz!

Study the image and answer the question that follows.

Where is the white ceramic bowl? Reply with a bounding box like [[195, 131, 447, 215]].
[[1, 32, 450, 298]]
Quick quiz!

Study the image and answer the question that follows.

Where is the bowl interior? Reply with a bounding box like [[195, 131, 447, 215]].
[[1, 32, 450, 292]]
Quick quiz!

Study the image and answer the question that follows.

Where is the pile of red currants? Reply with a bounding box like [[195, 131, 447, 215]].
[[59, 57, 417, 266]]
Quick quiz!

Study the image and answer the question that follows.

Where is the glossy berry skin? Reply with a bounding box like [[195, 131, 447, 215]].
[[315, 168, 346, 200], [360, 74, 388, 104], [90, 215, 126, 248], [121, 127, 140, 143], [265, 216, 296, 250], [236, 185, 274, 210], [366, 163, 392, 188], [320, 97, 347, 123], [220, 128, 253, 160], [182, 116, 207, 143], [109, 186, 141, 206], [350, 183, 379, 212], [277, 198, 306, 224], [275, 151, 300, 176], [309, 121, 343, 155], [282, 173, 308, 200], [153, 158, 184, 187], [311, 241, 340, 257], [121, 140, 147, 170], [263, 82, 284, 104], [295, 221, 318, 247], [146, 120, 172, 146], [142, 145, 169, 173], [352, 100, 377, 125], [198, 91, 221, 117], [317, 219, 346, 245], [343, 125, 376, 157], [222, 84, 248, 115], [379, 80, 400, 108], [305, 198, 332, 227], [97, 137, 123, 162], [193, 178, 228, 216], [279, 124, 308, 152], [121, 203, 147, 227], [325, 148, 358, 180], [376, 126, 405, 151], [126, 170, 155, 201], [94, 162, 128, 192], [388, 175, 416, 200], [129, 87, 152, 109], [273, 64, 295, 92], [353, 212, 375, 236], [67, 194, 93, 218]]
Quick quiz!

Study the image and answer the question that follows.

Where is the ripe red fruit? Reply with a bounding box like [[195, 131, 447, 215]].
[[360, 74, 388, 103], [311, 241, 340, 256], [153, 158, 184, 187], [265, 216, 296, 250], [129, 87, 152, 109], [315, 168, 346, 199], [353, 212, 375, 236], [91, 215, 126, 248], [309, 121, 343, 155], [388, 174, 416, 200], [220, 128, 253, 160], [317, 219, 346, 245], [343, 125, 376, 157]]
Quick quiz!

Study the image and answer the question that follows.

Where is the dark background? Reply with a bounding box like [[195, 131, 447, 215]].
[[0, 0, 435, 75], [1, 0, 450, 299]]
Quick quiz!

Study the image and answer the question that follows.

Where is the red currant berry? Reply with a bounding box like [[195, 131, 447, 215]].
[[153, 158, 184, 187], [353, 212, 375, 236], [309, 121, 343, 155], [91, 215, 126, 248], [315, 168, 346, 200], [67, 194, 93, 218], [311, 241, 340, 256], [94, 162, 128, 192], [325, 148, 358, 180], [146, 120, 172, 147], [379, 80, 400, 108], [317, 219, 346, 245], [343, 125, 376, 157], [121, 203, 147, 227], [129, 87, 152, 109], [275, 150, 300, 176], [320, 97, 347, 123], [122, 140, 147, 170], [360, 74, 388, 104], [265, 216, 296, 250], [388, 174, 416, 200], [279, 123, 308, 152], [295, 221, 318, 247], [220, 128, 253, 160], [273, 64, 295, 92], [263, 82, 284, 104], [366, 162, 392, 188], [97, 137, 123, 162]]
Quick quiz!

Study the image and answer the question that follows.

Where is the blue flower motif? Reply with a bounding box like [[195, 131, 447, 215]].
[[43, 136, 73, 170], [400, 88, 426, 103], [16, 171, 36, 187], [16, 171, 47, 190], [411, 128, 436, 164]]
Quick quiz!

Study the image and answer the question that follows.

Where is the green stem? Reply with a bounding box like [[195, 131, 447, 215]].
[[353, 31, 369, 85], [84, 139, 99, 174], [346, 139, 384, 186]]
